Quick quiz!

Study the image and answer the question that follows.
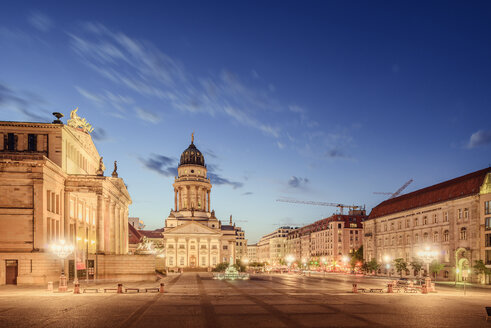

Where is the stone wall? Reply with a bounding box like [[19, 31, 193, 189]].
[[96, 254, 156, 282]]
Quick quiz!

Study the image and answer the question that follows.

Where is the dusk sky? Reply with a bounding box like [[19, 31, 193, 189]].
[[1, 1, 491, 243]]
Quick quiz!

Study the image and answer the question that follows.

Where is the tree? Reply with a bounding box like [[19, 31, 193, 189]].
[[473, 260, 491, 284], [365, 259, 380, 274], [410, 259, 424, 277], [429, 261, 445, 281], [393, 258, 408, 278], [212, 262, 229, 272], [350, 246, 364, 271]]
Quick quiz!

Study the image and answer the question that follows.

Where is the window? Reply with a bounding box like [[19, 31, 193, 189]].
[[27, 134, 37, 151], [223, 245, 228, 250], [406, 235, 410, 244], [463, 208, 469, 219], [398, 221, 402, 229], [212, 245, 217, 250], [47, 191, 51, 212], [201, 256, 206, 265], [485, 233, 491, 247], [179, 244, 185, 249], [433, 214, 437, 224], [200, 245, 207, 249], [384, 224, 387, 231], [190, 245, 196, 250], [180, 257, 184, 266], [399, 235, 402, 245], [486, 201, 491, 215], [168, 257, 174, 266], [444, 212, 448, 222], [486, 217, 491, 231], [433, 231, 439, 242], [414, 234, 419, 243], [423, 216, 428, 225], [391, 236, 395, 246], [391, 222, 394, 230], [414, 218, 419, 226], [168, 244, 174, 249], [458, 209, 462, 219], [338, 223, 342, 229], [444, 271, 449, 278], [212, 257, 217, 265], [460, 227, 467, 240], [6, 133, 16, 150], [443, 230, 449, 242], [423, 232, 428, 242], [406, 219, 410, 228]]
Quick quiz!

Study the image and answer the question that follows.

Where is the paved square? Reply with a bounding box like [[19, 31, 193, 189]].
[[0, 273, 490, 328]]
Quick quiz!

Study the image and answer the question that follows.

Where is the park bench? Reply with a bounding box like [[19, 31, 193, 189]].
[[369, 288, 384, 293], [125, 288, 140, 293], [143, 287, 159, 293], [83, 288, 99, 293], [404, 287, 419, 293], [104, 288, 118, 293]]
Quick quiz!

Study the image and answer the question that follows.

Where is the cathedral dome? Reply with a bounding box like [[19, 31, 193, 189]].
[[179, 140, 205, 167]]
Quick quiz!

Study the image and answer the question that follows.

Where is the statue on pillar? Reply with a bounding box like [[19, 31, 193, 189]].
[[112, 161, 118, 178], [96, 157, 105, 176], [229, 214, 232, 225]]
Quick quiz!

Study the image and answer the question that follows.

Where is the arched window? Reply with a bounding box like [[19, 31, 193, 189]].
[[391, 236, 395, 246], [423, 216, 428, 225], [443, 230, 449, 242], [399, 235, 403, 245], [414, 234, 419, 243], [414, 218, 419, 226], [460, 227, 467, 240], [406, 235, 411, 244], [423, 232, 429, 242], [444, 271, 449, 278], [433, 231, 439, 242]]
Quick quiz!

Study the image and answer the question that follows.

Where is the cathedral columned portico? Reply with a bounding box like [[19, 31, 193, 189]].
[[163, 135, 238, 271]]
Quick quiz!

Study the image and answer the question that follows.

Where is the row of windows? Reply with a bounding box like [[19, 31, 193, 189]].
[[486, 201, 491, 215], [381, 212, 453, 232], [2, 133, 39, 152], [377, 228, 469, 246], [166, 244, 222, 250]]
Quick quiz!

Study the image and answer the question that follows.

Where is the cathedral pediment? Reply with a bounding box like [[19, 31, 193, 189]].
[[165, 221, 221, 235]]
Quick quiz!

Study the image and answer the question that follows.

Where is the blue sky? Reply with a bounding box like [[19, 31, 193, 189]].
[[1, 1, 491, 243]]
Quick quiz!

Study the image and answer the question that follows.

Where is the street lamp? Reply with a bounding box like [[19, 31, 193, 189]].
[[50, 240, 74, 292], [417, 246, 439, 287], [383, 255, 391, 278], [342, 256, 349, 273]]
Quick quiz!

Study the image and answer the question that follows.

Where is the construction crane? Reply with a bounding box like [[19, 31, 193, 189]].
[[373, 179, 414, 199], [276, 198, 361, 215]]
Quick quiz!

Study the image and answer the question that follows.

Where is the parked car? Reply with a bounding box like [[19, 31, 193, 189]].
[[396, 278, 410, 286]]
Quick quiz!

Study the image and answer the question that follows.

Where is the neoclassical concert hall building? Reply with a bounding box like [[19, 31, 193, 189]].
[[163, 135, 238, 270]]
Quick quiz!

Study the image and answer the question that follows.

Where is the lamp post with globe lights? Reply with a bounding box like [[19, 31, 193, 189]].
[[383, 255, 392, 278], [417, 246, 439, 289], [50, 240, 74, 292], [285, 255, 295, 273], [342, 256, 349, 273]]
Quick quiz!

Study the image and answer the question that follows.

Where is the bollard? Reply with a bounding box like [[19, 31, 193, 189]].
[[47, 281, 53, 292], [117, 283, 123, 294], [387, 283, 393, 293], [74, 283, 80, 294], [59, 275, 68, 292], [352, 283, 358, 294], [422, 284, 427, 294], [159, 283, 165, 293]]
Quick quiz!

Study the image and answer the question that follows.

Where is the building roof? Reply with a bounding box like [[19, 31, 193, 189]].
[[221, 225, 235, 231], [139, 229, 164, 239], [128, 223, 142, 244], [369, 167, 491, 220], [179, 141, 205, 167]]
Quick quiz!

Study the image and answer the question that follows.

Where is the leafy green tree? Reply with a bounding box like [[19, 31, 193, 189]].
[[393, 258, 408, 278], [365, 259, 380, 274], [350, 246, 364, 270], [410, 259, 424, 277], [473, 260, 491, 283], [429, 261, 445, 281], [212, 262, 229, 272]]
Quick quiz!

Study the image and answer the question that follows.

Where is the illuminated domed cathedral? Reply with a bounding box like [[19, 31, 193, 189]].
[[162, 134, 239, 270]]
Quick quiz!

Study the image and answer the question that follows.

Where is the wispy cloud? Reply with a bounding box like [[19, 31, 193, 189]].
[[135, 107, 161, 123], [0, 83, 51, 121], [75, 86, 133, 114], [288, 176, 309, 189], [242, 191, 253, 196], [68, 23, 281, 137], [28, 12, 53, 32], [91, 127, 108, 142], [207, 164, 243, 189], [467, 130, 491, 148], [139, 154, 178, 177]]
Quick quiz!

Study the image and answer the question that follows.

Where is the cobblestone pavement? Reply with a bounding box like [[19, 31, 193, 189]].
[[0, 272, 490, 328]]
